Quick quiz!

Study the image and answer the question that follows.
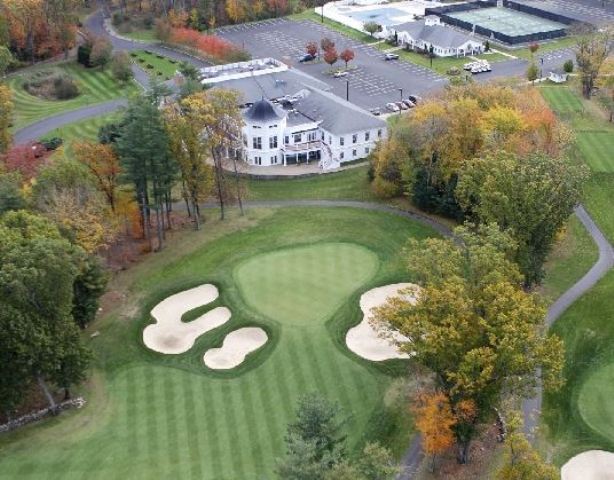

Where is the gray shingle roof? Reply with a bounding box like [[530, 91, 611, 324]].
[[244, 99, 285, 122], [393, 20, 478, 49]]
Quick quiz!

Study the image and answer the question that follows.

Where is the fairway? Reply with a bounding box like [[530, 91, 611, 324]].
[[0, 207, 436, 479], [578, 364, 614, 444], [540, 86, 584, 115], [576, 131, 614, 172], [8, 62, 136, 130]]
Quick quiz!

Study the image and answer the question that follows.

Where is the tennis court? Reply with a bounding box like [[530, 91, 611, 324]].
[[447, 7, 566, 36]]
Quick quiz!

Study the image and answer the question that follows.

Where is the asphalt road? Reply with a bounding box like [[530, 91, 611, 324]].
[[13, 99, 128, 144]]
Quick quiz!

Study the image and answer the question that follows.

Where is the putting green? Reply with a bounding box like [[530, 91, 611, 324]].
[[235, 243, 379, 326], [578, 363, 614, 443]]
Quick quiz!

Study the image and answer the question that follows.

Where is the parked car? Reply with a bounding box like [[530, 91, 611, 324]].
[[395, 101, 408, 110], [333, 70, 348, 78], [407, 95, 421, 104], [384, 53, 399, 61], [386, 102, 400, 112], [369, 107, 381, 116], [402, 99, 415, 108], [298, 53, 315, 63]]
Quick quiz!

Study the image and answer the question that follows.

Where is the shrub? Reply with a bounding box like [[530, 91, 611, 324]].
[[447, 66, 461, 76], [112, 12, 127, 27], [111, 51, 134, 82], [77, 44, 92, 67], [53, 75, 79, 99], [137, 57, 145, 63], [41, 137, 64, 151], [563, 59, 574, 73], [169, 27, 249, 63], [129, 52, 138, 57], [146, 64, 154, 69], [90, 38, 113, 69], [156, 54, 164, 59]]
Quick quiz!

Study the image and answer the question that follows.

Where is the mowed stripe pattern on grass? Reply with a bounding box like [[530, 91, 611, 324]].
[[540, 86, 584, 115], [9, 63, 135, 130], [576, 131, 614, 173], [0, 336, 381, 479]]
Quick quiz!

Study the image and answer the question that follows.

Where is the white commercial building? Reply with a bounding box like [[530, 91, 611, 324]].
[[391, 16, 484, 57], [202, 59, 387, 170]]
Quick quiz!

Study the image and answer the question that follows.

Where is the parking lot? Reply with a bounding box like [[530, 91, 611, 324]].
[[216, 18, 446, 111]]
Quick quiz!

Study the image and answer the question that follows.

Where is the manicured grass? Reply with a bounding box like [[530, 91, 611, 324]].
[[246, 165, 376, 201], [41, 113, 120, 160], [130, 50, 179, 80], [0, 207, 437, 479], [540, 85, 585, 116], [539, 215, 599, 302], [543, 271, 614, 465], [8, 62, 137, 130], [289, 10, 380, 44], [123, 29, 159, 42], [575, 131, 614, 173], [539, 85, 614, 243], [498, 36, 578, 61]]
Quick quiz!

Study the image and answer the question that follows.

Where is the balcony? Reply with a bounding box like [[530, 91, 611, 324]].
[[283, 140, 322, 152]]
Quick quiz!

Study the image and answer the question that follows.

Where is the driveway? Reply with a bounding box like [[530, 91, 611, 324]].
[[216, 18, 447, 110]]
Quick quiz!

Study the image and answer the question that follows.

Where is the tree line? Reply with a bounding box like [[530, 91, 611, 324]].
[[369, 82, 588, 287]]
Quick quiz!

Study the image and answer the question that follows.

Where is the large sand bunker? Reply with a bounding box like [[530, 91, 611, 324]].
[[203, 327, 268, 369], [561, 450, 614, 479], [143, 284, 231, 354], [346, 283, 417, 361]]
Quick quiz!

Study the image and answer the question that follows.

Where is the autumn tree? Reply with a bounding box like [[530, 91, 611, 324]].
[[324, 47, 338, 68], [1, 143, 46, 180], [0, 45, 13, 76], [321, 37, 335, 53], [164, 98, 214, 229], [225, 0, 246, 23], [457, 151, 589, 286], [0, 84, 12, 153], [306, 41, 318, 58], [528, 42, 539, 58], [375, 225, 564, 464], [0, 172, 26, 214], [74, 141, 121, 212], [339, 48, 355, 69], [596, 57, 614, 121], [575, 26, 612, 98], [412, 391, 457, 471], [90, 37, 113, 69], [180, 89, 244, 220], [110, 51, 134, 82], [325, 443, 399, 480], [496, 412, 558, 480]]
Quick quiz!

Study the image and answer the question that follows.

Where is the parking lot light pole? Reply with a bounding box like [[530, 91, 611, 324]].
[[399, 88, 403, 114], [346, 80, 349, 101], [321, 2, 325, 23]]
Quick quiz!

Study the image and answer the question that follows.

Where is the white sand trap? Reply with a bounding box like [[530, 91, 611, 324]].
[[143, 284, 231, 354], [561, 450, 614, 480], [346, 283, 418, 361], [203, 327, 268, 369]]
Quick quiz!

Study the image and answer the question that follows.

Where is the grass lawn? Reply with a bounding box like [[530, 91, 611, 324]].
[[0, 207, 437, 479], [246, 164, 376, 201], [122, 29, 159, 42], [130, 50, 179, 80], [40, 113, 121, 161], [498, 36, 578, 61], [543, 270, 614, 465], [539, 85, 614, 243], [8, 62, 136, 130], [289, 10, 380, 44], [539, 215, 599, 302]]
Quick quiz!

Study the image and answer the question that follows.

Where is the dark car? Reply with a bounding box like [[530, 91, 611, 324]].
[[299, 53, 315, 63], [407, 95, 421, 104]]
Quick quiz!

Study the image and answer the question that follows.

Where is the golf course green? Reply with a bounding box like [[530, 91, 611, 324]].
[[0, 207, 436, 479]]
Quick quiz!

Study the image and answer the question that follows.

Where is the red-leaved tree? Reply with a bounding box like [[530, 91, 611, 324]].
[[323, 47, 338, 67], [306, 41, 318, 57], [1, 143, 47, 181], [340, 48, 355, 69]]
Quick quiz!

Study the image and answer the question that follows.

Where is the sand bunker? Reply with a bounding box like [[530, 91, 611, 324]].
[[561, 450, 614, 479], [143, 284, 231, 354], [203, 327, 268, 369], [346, 283, 418, 361]]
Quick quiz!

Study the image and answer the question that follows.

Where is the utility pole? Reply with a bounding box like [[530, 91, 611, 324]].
[[399, 88, 403, 114], [346, 79, 349, 101]]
